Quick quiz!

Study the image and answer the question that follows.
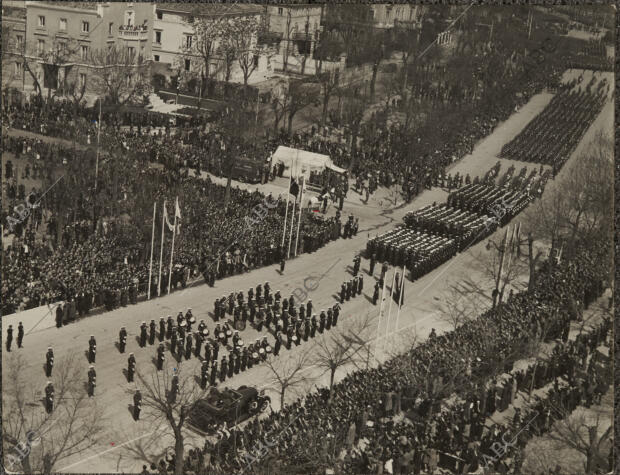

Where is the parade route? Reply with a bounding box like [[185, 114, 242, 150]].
[[3, 65, 613, 473]]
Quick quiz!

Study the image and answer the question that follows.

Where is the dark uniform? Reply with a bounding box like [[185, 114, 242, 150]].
[[45, 382, 54, 413], [166, 316, 174, 339], [88, 336, 97, 364], [159, 318, 166, 342], [310, 316, 318, 338], [210, 362, 218, 386], [6, 325, 13, 352], [133, 390, 142, 420], [87, 366, 96, 397], [228, 354, 235, 378], [139, 322, 147, 348], [369, 253, 376, 275], [185, 335, 193, 360], [319, 312, 326, 334], [170, 327, 178, 355], [200, 361, 209, 389], [340, 284, 346, 303], [45, 348, 54, 377], [149, 320, 157, 345], [373, 282, 380, 305], [17, 322, 24, 348], [56, 304, 64, 328], [119, 327, 127, 353], [127, 353, 136, 382], [358, 276, 363, 294], [157, 344, 165, 370], [333, 304, 341, 326], [220, 357, 228, 382], [326, 309, 333, 330], [204, 341, 212, 364]]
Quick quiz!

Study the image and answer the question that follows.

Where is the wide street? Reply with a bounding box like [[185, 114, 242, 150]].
[[2, 69, 613, 473]]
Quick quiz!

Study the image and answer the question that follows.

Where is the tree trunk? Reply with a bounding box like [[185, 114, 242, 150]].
[[329, 367, 336, 392], [280, 388, 286, 409], [287, 110, 295, 136], [321, 91, 329, 126], [370, 62, 379, 99], [174, 429, 185, 475]]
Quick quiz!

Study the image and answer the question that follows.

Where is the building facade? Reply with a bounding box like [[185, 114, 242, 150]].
[[152, 3, 269, 86], [265, 4, 324, 75], [370, 4, 422, 29], [2, 1, 27, 92], [21, 1, 153, 99]]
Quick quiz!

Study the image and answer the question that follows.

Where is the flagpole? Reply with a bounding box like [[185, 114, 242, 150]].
[[294, 176, 304, 256], [382, 270, 397, 355], [394, 265, 406, 334], [147, 202, 156, 300], [287, 191, 296, 259], [158, 200, 166, 296], [167, 197, 178, 294], [281, 173, 291, 249]]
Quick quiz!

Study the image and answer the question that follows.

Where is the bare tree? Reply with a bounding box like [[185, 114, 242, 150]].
[[132, 361, 209, 475], [229, 16, 263, 86], [264, 350, 313, 409], [311, 311, 375, 395], [89, 45, 151, 105], [315, 69, 339, 127], [438, 284, 480, 331], [2, 352, 105, 475], [182, 9, 228, 82], [544, 403, 612, 473], [283, 79, 320, 136]]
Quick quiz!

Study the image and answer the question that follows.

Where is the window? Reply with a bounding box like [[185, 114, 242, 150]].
[[278, 7, 283, 15], [38, 15, 45, 27], [153, 54, 160, 62], [81, 21, 90, 33], [16, 35, 23, 49], [57, 41, 67, 53], [155, 31, 162, 44], [184, 58, 191, 71], [15, 61, 22, 75], [125, 11, 135, 26], [185, 35, 192, 48], [37, 39, 45, 54], [79, 73, 87, 89], [109, 22, 114, 35], [127, 46, 135, 58], [80, 45, 89, 60], [156, 11, 163, 20], [59, 18, 67, 30], [253, 54, 259, 68]]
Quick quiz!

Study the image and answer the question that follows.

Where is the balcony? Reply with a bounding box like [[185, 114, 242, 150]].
[[118, 25, 148, 40]]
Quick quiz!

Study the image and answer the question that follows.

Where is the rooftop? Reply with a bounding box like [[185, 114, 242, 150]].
[[32, 1, 100, 10], [156, 3, 263, 16]]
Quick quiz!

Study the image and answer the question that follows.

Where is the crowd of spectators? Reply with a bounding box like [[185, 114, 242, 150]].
[[179, 242, 610, 475]]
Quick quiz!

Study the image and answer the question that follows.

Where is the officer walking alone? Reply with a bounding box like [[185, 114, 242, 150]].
[[88, 335, 97, 364], [45, 347, 54, 377], [127, 353, 136, 382], [119, 327, 127, 353], [17, 322, 24, 348], [87, 366, 96, 397], [156, 343, 165, 371], [373, 282, 380, 305], [133, 390, 142, 421], [45, 382, 55, 413], [6, 325, 13, 352]]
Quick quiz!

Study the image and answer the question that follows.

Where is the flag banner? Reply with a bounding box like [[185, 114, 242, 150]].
[[290, 178, 299, 198], [163, 204, 174, 232], [174, 197, 182, 234]]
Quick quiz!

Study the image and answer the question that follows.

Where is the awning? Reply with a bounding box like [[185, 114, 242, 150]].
[[272, 146, 331, 178]]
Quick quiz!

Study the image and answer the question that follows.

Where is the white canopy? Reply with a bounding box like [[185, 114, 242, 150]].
[[272, 146, 345, 178]]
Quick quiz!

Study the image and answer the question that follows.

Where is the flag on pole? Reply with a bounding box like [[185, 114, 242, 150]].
[[164, 204, 174, 232], [174, 197, 182, 234], [289, 177, 299, 198]]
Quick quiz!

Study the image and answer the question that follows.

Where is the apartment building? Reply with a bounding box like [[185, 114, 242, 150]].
[[2, 1, 27, 91], [22, 1, 153, 96], [152, 3, 269, 85]]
